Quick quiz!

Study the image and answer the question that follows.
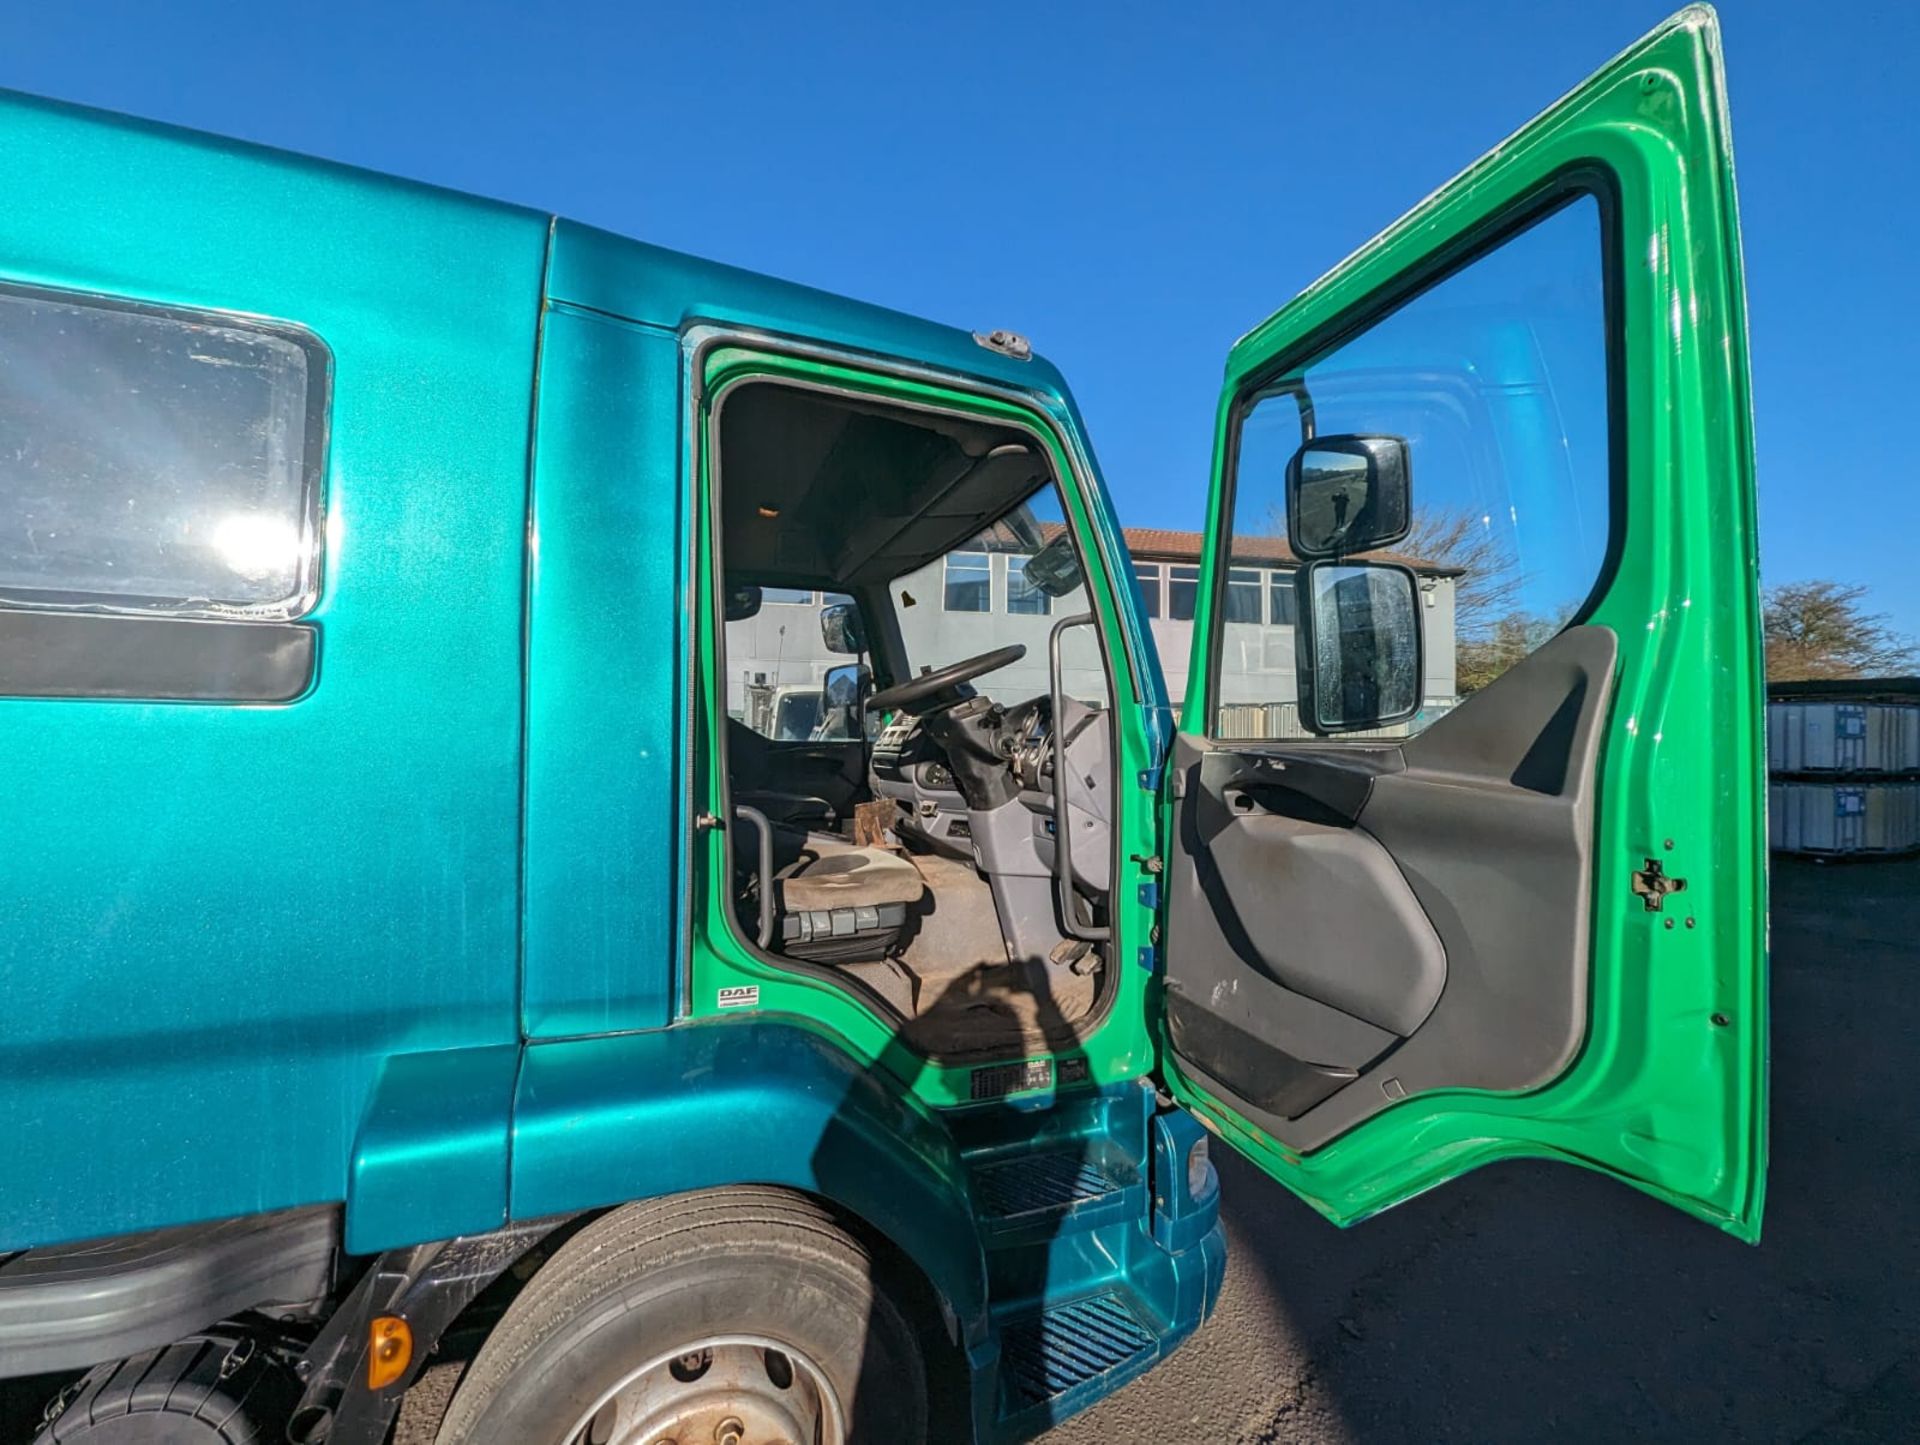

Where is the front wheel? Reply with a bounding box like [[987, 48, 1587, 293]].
[[435, 1189, 929, 1445]]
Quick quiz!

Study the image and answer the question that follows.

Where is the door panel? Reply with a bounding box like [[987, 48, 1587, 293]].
[[1161, 10, 1766, 1239], [1168, 627, 1616, 1148]]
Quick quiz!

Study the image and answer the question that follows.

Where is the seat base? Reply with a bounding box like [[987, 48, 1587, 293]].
[[780, 900, 913, 963], [760, 827, 926, 965]]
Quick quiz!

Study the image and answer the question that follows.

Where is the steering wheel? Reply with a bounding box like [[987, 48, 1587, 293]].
[[867, 644, 1027, 714]]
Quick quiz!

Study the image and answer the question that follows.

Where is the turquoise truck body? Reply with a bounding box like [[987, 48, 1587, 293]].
[[0, 12, 1767, 1442]]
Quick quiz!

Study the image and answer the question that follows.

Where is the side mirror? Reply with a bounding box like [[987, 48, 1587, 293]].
[[819, 662, 870, 740], [1286, 434, 1411, 559], [1298, 561, 1422, 734], [820, 601, 866, 655], [1021, 533, 1084, 597], [724, 583, 763, 622]]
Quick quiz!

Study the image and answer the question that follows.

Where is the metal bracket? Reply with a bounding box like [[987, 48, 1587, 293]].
[[972, 328, 1032, 361], [1631, 857, 1688, 913], [291, 1216, 568, 1445]]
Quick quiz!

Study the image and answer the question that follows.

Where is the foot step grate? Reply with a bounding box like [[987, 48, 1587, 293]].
[[971, 1152, 1121, 1220], [1000, 1291, 1156, 1408]]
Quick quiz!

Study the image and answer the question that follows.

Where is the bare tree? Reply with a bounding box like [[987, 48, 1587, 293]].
[[1394, 506, 1527, 640], [1266, 502, 1577, 695], [1266, 502, 1525, 636], [1764, 580, 1918, 681]]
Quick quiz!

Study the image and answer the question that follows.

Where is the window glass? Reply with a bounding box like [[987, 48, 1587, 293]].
[[1135, 562, 1161, 619], [0, 285, 326, 614], [723, 589, 869, 740], [1269, 573, 1298, 626], [942, 551, 991, 613], [1167, 565, 1199, 622], [1213, 195, 1610, 739], [1006, 555, 1052, 616], [1224, 567, 1263, 624], [896, 489, 1108, 708]]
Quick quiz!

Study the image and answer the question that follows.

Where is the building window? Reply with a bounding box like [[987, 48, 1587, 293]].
[[0, 283, 329, 616], [943, 551, 991, 612], [761, 587, 815, 604], [1135, 562, 1162, 618], [1224, 567, 1262, 623], [1168, 565, 1200, 622], [1268, 572, 1298, 626], [1007, 556, 1051, 615]]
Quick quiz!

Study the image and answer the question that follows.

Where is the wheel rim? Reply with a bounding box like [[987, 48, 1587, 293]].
[[561, 1335, 846, 1445]]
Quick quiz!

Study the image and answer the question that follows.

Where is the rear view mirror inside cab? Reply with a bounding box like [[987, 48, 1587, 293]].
[[1022, 532, 1085, 598], [1285, 434, 1412, 559], [1298, 561, 1422, 733]]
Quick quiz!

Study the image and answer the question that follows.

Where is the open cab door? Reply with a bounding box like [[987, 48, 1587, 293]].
[[1158, 8, 1766, 1239]]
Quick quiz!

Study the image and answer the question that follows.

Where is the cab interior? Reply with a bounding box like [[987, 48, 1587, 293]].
[[710, 379, 1118, 1057]]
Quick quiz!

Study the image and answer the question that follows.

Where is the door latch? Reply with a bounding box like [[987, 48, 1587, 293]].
[[1630, 857, 1687, 912]]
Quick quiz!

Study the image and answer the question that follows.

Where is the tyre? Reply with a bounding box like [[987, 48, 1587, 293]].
[[435, 1188, 930, 1445], [33, 1333, 297, 1444]]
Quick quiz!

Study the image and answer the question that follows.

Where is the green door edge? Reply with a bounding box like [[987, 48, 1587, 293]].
[[1165, 7, 1768, 1240], [685, 345, 1161, 1110]]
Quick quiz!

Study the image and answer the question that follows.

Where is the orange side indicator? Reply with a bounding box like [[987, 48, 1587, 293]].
[[367, 1315, 413, 1390]]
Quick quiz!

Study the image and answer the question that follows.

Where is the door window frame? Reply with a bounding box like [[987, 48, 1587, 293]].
[[692, 352, 1149, 1072], [1201, 168, 1628, 741]]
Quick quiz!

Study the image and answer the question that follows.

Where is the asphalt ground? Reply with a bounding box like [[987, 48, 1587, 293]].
[[5, 855, 1912, 1443], [1040, 855, 1920, 1444]]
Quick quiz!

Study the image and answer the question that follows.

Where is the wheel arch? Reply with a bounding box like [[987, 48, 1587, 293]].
[[508, 1019, 990, 1349]]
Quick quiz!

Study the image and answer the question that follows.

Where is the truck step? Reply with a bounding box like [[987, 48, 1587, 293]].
[[972, 1149, 1126, 1219], [968, 1148, 1139, 1242], [997, 1289, 1158, 1421]]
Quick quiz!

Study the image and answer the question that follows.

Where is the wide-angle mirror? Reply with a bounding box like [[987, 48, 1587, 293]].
[[1300, 560, 1422, 733]]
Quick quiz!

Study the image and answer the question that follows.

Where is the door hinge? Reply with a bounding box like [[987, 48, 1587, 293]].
[[1630, 857, 1687, 912]]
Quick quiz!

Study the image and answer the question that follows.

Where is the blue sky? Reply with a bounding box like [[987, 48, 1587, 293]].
[[4, 1, 1913, 632]]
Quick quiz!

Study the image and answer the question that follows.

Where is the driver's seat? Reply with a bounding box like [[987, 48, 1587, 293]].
[[763, 826, 925, 964]]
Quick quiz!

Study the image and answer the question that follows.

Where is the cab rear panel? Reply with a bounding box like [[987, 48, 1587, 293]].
[[0, 88, 545, 1253]]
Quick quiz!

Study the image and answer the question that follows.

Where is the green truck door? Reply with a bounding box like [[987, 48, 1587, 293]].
[[1159, 8, 1767, 1240]]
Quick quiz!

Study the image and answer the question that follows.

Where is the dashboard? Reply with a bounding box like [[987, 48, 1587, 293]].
[[869, 692, 1112, 896]]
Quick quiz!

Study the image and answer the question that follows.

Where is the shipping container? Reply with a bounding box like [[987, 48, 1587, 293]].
[[1767, 700, 1920, 776], [1769, 779, 1920, 856]]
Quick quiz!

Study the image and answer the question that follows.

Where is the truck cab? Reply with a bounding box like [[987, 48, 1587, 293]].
[[0, 10, 1764, 1443]]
